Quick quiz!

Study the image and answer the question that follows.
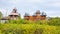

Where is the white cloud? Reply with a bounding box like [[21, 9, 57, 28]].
[[51, 2, 60, 7], [8, 0, 22, 4], [44, 10, 60, 17], [3, 0, 45, 4], [0, 8, 9, 16], [8, 0, 23, 4], [0, 0, 60, 17], [44, 0, 60, 7], [25, 0, 45, 3], [50, 3, 60, 7], [1, 0, 23, 4]]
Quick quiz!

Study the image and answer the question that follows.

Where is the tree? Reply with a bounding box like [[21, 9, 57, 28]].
[[0, 11, 3, 19], [18, 14, 21, 19], [48, 17, 60, 26]]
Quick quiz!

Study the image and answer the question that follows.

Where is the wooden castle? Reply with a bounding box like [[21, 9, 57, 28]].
[[1, 8, 47, 22], [24, 10, 46, 21]]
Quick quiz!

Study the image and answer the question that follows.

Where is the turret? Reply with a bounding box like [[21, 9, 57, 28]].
[[35, 10, 40, 16], [41, 12, 46, 17], [9, 8, 19, 20], [24, 13, 30, 20]]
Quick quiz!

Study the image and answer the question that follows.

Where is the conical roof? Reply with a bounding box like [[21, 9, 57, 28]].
[[36, 10, 40, 14], [24, 13, 30, 16], [9, 8, 19, 16], [41, 12, 46, 16]]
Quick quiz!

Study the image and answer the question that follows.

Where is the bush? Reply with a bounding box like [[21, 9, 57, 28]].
[[48, 18, 60, 26], [0, 24, 60, 34]]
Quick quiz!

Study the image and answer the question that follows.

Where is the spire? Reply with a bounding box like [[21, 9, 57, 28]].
[[12, 7, 17, 13], [9, 8, 19, 16]]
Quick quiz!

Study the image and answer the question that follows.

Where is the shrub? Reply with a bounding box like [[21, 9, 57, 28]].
[[0, 24, 60, 34]]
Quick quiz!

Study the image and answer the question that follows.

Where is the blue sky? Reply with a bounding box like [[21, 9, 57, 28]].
[[0, 0, 60, 18]]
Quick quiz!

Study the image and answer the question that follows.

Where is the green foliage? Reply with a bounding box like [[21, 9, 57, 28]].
[[48, 17, 60, 26], [0, 11, 3, 19], [4, 17, 60, 26], [5, 19, 34, 24], [35, 20, 48, 25], [0, 24, 60, 34], [0, 17, 60, 34]]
